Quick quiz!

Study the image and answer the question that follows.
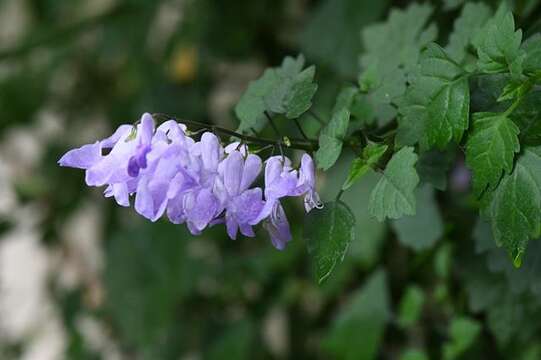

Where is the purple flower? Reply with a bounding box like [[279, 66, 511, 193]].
[[252, 154, 321, 250], [59, 113, 322, 251], [127, 113, 154, 177], [297, 153, 322, 212], [216, 150, 264, 239], [252, 156, 298, 250]]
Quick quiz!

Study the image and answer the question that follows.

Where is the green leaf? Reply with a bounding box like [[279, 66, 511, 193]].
[[497, 78, 533, 102], [360, 3, 436, 125], [333, 86, 359, 113], [304, 201, 355, 284], [235, 55, 317, 132], [465, 112, 520, 195], [397, 285, 425, 329], [475, 7, 524, 76], [300, 0, 388, 77], [416, 149, 454, 190], [401, 349, 429, 360], [361, 3, 436, 78], [522, 34, 541, 74], [443, 0, 465, 10], [324, 269, 390, 360], [443, 317, 481, 360], [342, 143, 388, 191], [321, 156, 387, 268], [315, 108, 351, 170], [446, 2, 492, 63], [369, 147, 420, 221], [398, 44, 470, 149], [391, 185, 443, 251], [485, 147, 541, 261]]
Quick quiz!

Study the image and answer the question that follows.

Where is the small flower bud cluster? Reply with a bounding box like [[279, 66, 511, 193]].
[[58, 113, 321, 249]]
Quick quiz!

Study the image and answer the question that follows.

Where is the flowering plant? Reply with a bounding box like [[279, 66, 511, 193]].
[[59, 113, 321, 251]]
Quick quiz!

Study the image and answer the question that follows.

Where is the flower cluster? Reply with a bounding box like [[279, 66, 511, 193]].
[[58, 113, 322, 250]]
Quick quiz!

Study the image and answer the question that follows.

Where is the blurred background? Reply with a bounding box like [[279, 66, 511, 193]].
[[2, 0, 541, 359]]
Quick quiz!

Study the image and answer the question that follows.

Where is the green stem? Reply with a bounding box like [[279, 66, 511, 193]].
[[294, 118, 310, 141], [152, 113, 317, 152]]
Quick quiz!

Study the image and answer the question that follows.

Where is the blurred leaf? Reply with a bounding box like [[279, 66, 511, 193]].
[[522, 34, 541, 74], [443, 0, 465, 10], [416, 149, 454, 190], [369, 147, 420, 221], [443, 317, 481, 360], [446, 2, 492, 63], [361, 3, 436, 82], [342, 143, 387, 191], [401, 349, 429, 360], [301, 0, 388, 77], [397, 285, 425, 329], [392, 185, 443, 251], [316, 108, 351, 170], [304, 201, 355, 284], [360, 3, 436, 125], [0, 70, 49, 131], [434, 243, 453, 279], [206, 320, 255, 360], [324, 269, 390, 360], [105, 220, 198, 355]]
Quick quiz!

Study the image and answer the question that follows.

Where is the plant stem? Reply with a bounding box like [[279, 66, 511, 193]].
[[294, 118, 310, 141], [336, 189, 344, 201], [152, 113, 317, 152], [264, 111, 281, 138]]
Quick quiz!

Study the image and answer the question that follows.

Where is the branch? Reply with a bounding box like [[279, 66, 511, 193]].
[[152, 113, 317, 152]]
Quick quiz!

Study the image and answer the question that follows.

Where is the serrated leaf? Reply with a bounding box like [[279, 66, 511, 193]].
[[235, 55, 317, 132], [342, 143, 388, 191], [315, 108, 350, 170], [324, 269, 390, 360], [398, 44, 470, 149], [392, 185, 443, 251], [427, 76, 470, 147], [466, 112, 520, 195], [235, 69, 280, 133], [360, 3, 436, 125], [446, 3, 492, 63], [282, 66, 318, 119], [485, 147, 541, 261], [475, 7, 524, 76], [497, 79, 533, 102], [304, 201, 355, 284], [369, 147, 420, 221], [361, 3, 436, 76]]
